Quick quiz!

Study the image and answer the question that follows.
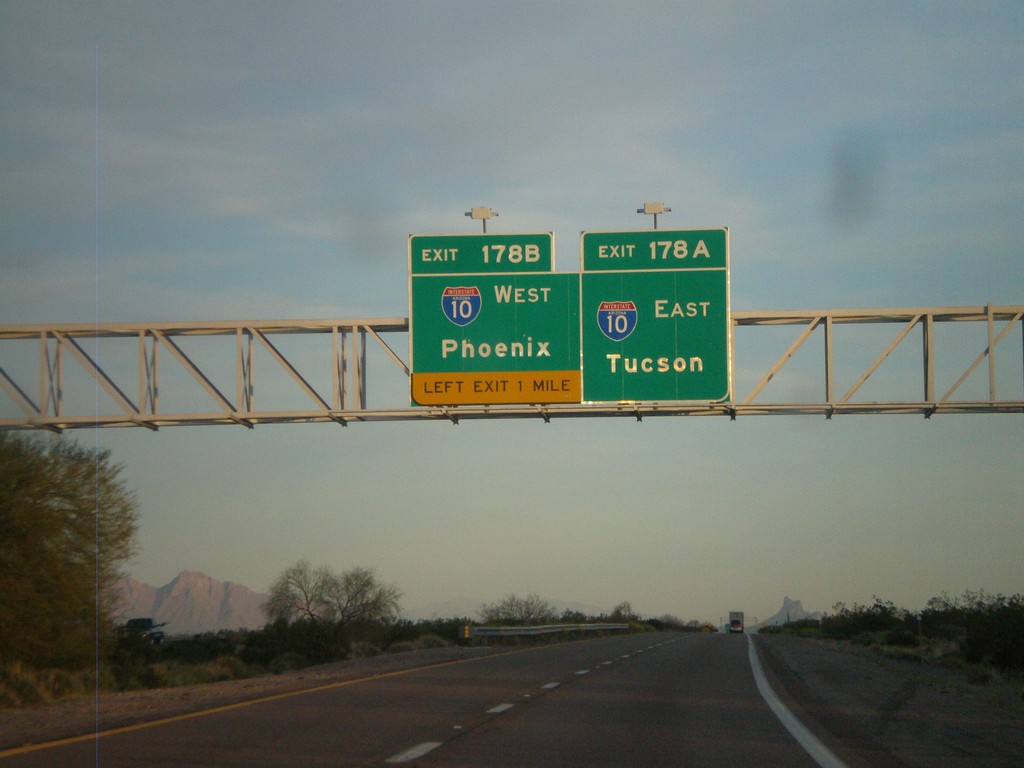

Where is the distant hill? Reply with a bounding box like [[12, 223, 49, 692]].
[[116, 571, 268, 635], [761, 596, 823, 627]]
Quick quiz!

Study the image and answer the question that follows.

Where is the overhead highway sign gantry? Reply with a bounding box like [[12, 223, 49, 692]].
[[2, 306, 1020, 430]]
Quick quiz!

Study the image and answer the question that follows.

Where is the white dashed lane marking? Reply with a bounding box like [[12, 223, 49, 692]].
[[385, 741, 443, 763], [389, 643, 672, 764]]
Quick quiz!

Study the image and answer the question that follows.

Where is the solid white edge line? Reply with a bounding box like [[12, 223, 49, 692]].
[[746, 636, 850, 768], [385, 741, 444, 763]]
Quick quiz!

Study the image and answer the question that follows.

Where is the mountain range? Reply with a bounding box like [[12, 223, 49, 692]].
[[759, 596, 824, 627], [117, 571, 269, 635]]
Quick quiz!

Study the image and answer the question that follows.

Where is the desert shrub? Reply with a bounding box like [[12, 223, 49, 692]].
[[161, 632, 240, 664], [818, 591, 1024, 673], [928, 623, 967, 643], [0, 665, 87, 705], [90, 665, 119, 692], [349, 641, 381, 658], [0, 686, 18, 708], [415, 633, 451, 649], [386, 641, 417, 654], [105, 633, 162, 689], [140, 663, 176, 688], [935, 652, 966, 670], [885, 629, 920, 648], [377, 619, 418, 647], [412, 618, 475, 646], [0, 663, 46, 706], [269, 652, 308, 674], [960, 599, 1024, 670], [882, 647, 922, 663], [822, 598, 905, 639], [240, 619, 344, 668], [850, 632, 881, 647], [968, 667, 994, 685], [766, 619, 820, 638], [209, 655, 250, 680], [41, 668, 89, 698], [924, 591, 1024, 671]]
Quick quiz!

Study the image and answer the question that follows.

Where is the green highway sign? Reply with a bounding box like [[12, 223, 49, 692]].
[[580, 229, 730, 403], [410, 272, 580, 405], [410, 232, 553, 275], [408, 226, 730, 406], [581, 228, 727, 271]]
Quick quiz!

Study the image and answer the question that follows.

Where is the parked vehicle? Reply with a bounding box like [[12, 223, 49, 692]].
[[119, 617, 166, 644]]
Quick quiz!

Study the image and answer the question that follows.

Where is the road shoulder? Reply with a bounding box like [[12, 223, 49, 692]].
[[0, 646, 502, 752], [754, 634, 1024, 768]]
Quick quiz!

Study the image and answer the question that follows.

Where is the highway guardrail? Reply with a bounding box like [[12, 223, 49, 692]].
[[467, 623, 630, 642]]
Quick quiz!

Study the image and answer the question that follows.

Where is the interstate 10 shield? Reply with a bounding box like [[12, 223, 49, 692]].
[[441, 286, 481, 327], [596, 300, 637, 341]]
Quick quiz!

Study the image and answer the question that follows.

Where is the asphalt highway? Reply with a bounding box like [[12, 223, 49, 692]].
[[2, 633, 830, 767]]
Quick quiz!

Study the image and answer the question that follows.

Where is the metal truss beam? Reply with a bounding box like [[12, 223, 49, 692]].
[[0, 306, 1020, 431]]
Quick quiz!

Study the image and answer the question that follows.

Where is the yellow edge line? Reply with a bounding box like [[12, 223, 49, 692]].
[[0, 649, 528, 759]]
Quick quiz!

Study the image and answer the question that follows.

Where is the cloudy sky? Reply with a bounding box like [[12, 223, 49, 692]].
[[2, 2, 1021, 622]]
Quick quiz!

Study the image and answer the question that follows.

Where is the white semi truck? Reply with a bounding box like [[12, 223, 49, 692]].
[[728, 611, 745, 634]]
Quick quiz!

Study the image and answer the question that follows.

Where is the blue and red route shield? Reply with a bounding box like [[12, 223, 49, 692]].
[[596, 300, 637, 341], [441, 286, 481, 327]]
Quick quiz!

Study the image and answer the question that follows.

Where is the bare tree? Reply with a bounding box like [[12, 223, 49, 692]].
[[480, 593, 556, 625], [265, 562, 402, 629], [264, 560, 333, 623], [609, 601, 639, 622], [324, 566, 402, 626]]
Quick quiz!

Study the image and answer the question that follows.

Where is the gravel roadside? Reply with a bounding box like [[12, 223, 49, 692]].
[[0, 646, 502, 752], [754, 634, 1024, 768]]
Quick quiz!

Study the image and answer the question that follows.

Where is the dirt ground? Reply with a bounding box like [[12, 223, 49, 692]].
[[754, 634, 1024, 768], [2, 636, 1022, 766]]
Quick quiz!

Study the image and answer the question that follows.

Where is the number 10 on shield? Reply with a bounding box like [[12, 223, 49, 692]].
[[441, 286, 481, 327]]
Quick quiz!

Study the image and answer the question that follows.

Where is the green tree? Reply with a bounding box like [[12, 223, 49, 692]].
[[0, 433, 138, 668]]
